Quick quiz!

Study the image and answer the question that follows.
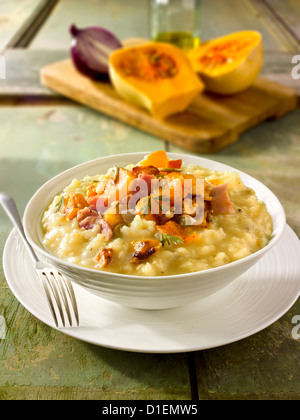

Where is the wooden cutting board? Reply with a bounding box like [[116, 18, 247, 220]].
[[41, 58, 298, 153]]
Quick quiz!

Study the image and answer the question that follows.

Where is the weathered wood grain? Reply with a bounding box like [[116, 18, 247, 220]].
[[263, 0, 300, 42], [0, 0, 50, 52], [28, 0, 294, 52], [195, 301, 300, 400], [40, 58, 298, 153]]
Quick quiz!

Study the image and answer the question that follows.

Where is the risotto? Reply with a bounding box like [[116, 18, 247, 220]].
[[41, 151, 273, 276]]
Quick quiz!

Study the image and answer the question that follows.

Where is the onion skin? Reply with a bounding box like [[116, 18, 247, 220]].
[[70, 24, 122, 81]]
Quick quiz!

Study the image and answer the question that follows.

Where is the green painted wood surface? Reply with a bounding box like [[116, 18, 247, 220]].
[[195, 302, 300, 399], [28, 0, 293, 51], [0, 0, 48, 52], [264, 0, 300, 41], [29, 0, 151, 50], [0, 49, 68, 96]]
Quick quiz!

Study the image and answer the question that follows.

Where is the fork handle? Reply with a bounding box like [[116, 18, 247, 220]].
[[0, 193, 39, 264]]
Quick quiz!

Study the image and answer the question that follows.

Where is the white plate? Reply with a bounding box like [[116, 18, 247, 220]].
[[3, 225, 300, 353]]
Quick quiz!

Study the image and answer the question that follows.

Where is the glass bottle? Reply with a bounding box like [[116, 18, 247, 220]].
[[150, 0, 202, 51]]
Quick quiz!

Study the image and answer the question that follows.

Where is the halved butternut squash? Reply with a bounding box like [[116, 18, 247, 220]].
[[109, 42, 204, 119], [188, 31, 263, 94], [138, 150, 182, 169]]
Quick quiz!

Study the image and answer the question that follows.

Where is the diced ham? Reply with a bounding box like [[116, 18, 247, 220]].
[[77, 206, 113, 240], [77, 207, 99, 222], [167, 159, 182, 169], [78, 215, 100, 230], [77, 206, 100, 229], [137, 173, 154, 192], [87, 195, 100, 211], [132, 165, 160, 176], [99, 219, 113, 241], [209, 183, 235, 215]]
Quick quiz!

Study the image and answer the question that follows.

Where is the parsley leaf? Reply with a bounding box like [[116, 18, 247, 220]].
[[54, 196, 64, 212], [160, 233, 184, 247], [140, 193, 169, 216]]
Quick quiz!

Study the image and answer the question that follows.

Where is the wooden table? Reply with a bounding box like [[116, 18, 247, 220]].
[[0, 0, 299, 400]]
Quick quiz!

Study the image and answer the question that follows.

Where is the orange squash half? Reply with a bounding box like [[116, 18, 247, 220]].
[[188, 31, 263, 95], [109, 42, 204, 119]]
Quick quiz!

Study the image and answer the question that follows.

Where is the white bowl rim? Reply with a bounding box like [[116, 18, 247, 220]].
[[23, 151, 286, 281]]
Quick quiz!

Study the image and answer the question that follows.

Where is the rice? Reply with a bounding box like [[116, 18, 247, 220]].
[[41, 163, 272, 276]]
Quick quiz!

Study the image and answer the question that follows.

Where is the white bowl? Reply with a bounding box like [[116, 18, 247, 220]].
[[23, 152, 286, 310]]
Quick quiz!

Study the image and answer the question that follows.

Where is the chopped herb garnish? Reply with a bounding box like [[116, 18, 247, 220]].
[[140, 193, 169, 216], [140, 195, 152, 216], [160, 233, 184, 247], [55, 196, 64, 212]]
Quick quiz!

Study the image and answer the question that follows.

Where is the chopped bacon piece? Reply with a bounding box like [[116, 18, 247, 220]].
[[136, 173, 155, 195], [167, 159, 182, 169], [209, 183, 235, 215], [99, 219, 113, 241], [95, 248, 113, 267], [77, 206, 100, 230], [78, 215, 100, 230], [130, 166, 159, 199], [77, 206, 99, 222], [132, 165, 160, 176], [87, 194, 99, 211], [77, 206, 113, 239], [130, 239, 161, 264]]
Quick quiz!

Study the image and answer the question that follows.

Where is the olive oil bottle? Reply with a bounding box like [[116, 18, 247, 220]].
[[150, 0, 201, 51]]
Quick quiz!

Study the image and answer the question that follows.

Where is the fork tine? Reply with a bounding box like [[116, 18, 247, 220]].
[[56, 273, 73, 326], [59, 273, 80, 327], [40, 272, 59, 328], [45, 271, 66, 327]]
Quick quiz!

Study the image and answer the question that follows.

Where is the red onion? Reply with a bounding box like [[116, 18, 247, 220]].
[[70, 24, 122, 80]]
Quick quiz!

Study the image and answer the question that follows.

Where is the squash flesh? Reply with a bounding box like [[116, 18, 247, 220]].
[[109, 42, 204, 119], [188, 31, 263, 94]]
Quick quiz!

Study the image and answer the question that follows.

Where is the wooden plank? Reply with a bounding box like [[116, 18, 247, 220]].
[[263, 0, 300, 42], [195, 302, 300, 399], [29, 0, 291, 51], [0, 0, 49, 52], [40, 58, 298, 154], [262, 51, 300, 94], [0, 49, 68, 96], [199, 0, 294, 51], [0, 106, 192, 400], [251, 0, 299, 51], [29, 0, 150, 50]]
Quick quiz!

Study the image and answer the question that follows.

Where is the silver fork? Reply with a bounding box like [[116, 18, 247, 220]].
[[0, 193, 79, 328]]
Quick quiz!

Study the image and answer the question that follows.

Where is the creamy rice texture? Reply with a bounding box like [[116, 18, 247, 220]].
[[41, 162, 273, 276]]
